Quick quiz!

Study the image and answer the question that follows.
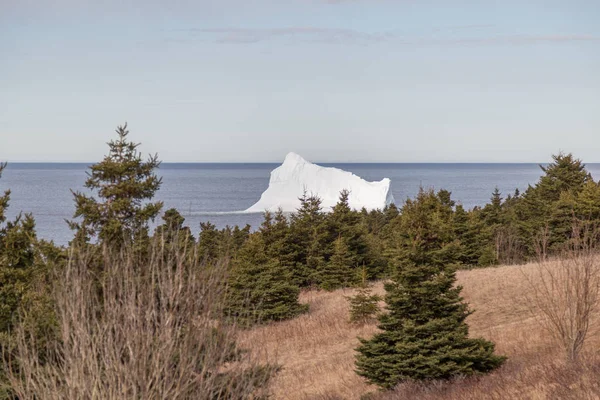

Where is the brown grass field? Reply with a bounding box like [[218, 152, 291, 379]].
[[241, 261, 600, 399]]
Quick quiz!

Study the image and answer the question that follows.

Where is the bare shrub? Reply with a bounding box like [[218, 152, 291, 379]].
[[523, 222, 600, 363], [494, 225, 524, 265], [6, 234, 273, 399]]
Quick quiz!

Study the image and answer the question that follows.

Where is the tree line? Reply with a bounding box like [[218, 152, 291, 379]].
[[1, 125, 599, 396]]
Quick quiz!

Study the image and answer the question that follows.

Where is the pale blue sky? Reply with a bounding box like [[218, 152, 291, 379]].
[[1, 0, 599, 162]]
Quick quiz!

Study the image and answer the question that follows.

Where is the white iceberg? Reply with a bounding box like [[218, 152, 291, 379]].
[[245, 152, 395, 213]]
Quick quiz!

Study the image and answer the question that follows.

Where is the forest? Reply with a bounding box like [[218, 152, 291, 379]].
[[2, 125, 600, 399]]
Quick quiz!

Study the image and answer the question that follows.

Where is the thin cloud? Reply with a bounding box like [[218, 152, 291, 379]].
[[185, 27, 391, 44], [439, 34, 600, 45], [178, 27, 600, 46]]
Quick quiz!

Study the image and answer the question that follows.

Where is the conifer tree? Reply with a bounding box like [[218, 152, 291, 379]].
[[287, 193, 327, 286], [70, 124, 163, 247], [356, 188, 505, 389], [348, 266, 381, 324], [453, 204, 488, 266], [154, 208, 195, 261], [0, 163, 37, 338], [320, 236, 355, 291], [327, 190, 371, 275], [225, 234, 307, 325], [260, 209, 291, 262], [0, 164, 55, 341], [231, 224, 251, 251], [515, 153, 592, 256], [0, 163, 59, 397], [198, 221, 221, 263], [575, 181, 600, 221]]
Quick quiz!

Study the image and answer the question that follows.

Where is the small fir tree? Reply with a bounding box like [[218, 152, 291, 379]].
[[327, 190, 371, 272], [226, 234, 308, 325], [355, 188, 505, 389], [198, 221, 221, 263], [70, 124, 163, 247], [287, 192, 327, 287], [0, 163, 60, 397], [515, 153, 593, 257], [320, 236, 355, 291], [153, 209, 195, 266], [348, 266, 381, 324]]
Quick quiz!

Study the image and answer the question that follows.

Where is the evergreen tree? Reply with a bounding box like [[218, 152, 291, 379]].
[[198, 221, 220, 263], [0, 163, 60, 398], [153, 209, 195, 264], [0, 192, 37, 340], [348, 266, 381, 324], [454, 204, 488, 266], [320, 237, 354, 291], [226, 234, 307, 325], [515, 153, 592, 256], [231, 224, 251, 251], [326, 190, 371, 276], [287, 193, 327, 286], [70, 124, 163, 247], [155, 208, 194, 243], [355, 188, 505, 389], [0, 164, 58, 342], [575, 180, 600, 221], [260, 209, 291, 262]]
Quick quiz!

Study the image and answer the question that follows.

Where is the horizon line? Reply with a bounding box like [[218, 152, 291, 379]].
[[4, 160, 598, 165]]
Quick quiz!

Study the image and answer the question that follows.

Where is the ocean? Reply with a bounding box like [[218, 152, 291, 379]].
[[3, 163, 600, 245]]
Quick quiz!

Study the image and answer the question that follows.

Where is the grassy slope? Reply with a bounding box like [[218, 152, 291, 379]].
[[241, 262, 600, 399]]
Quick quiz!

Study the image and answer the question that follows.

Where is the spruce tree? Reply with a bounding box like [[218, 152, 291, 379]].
[[575, 180, 600, 221], [153, 208, 195, 263], [0, 164, 56, 341], [326, 190, 371, 277], [355, 188, 505, 389], [287, 193, 327, 287], [226, 234, 307, 325], [0, 163, 37, 337], [515, 153, 592, 256], [260, 209, 291, 263], [198, 221, 220, 263], [231, 224, 251, 251], [348, 266, 381, 324], [453, 204, 489, 267], [0, 163, 60, 398], [320, 236, 354, 291], [70, 124, 163, 247]]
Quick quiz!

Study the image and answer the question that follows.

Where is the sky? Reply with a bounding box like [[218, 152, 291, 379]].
[[1, 0, 599, 163]]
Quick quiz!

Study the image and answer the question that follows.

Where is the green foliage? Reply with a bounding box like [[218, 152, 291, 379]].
[[198, 221, 221, 263], [286, 193, 328, 287], [348, 267, 381, 324], [226, 234, 308, 325], [326, 190, 373, 276], [515, 153, 593, 257], [6, 141, 600, 396], [355, 188, 505, 389], [320, 236, 355, 291], [0, 163, 62, 399], [153, 209, 196, 269], [70, 124, 163, 246]]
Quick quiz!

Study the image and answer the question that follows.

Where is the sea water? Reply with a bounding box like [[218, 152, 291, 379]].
[[3, 163, 600, 245]]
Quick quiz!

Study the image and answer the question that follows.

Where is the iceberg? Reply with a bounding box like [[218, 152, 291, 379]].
[[245, 152, 395, 213]]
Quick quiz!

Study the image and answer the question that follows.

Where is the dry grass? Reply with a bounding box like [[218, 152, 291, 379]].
[[243, 261, 600, 400]]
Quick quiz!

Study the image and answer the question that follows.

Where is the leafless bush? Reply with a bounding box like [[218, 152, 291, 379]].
[[6, 233, 273, 399], [494, 226, 524, 265], [523, 222, 600, 363]]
